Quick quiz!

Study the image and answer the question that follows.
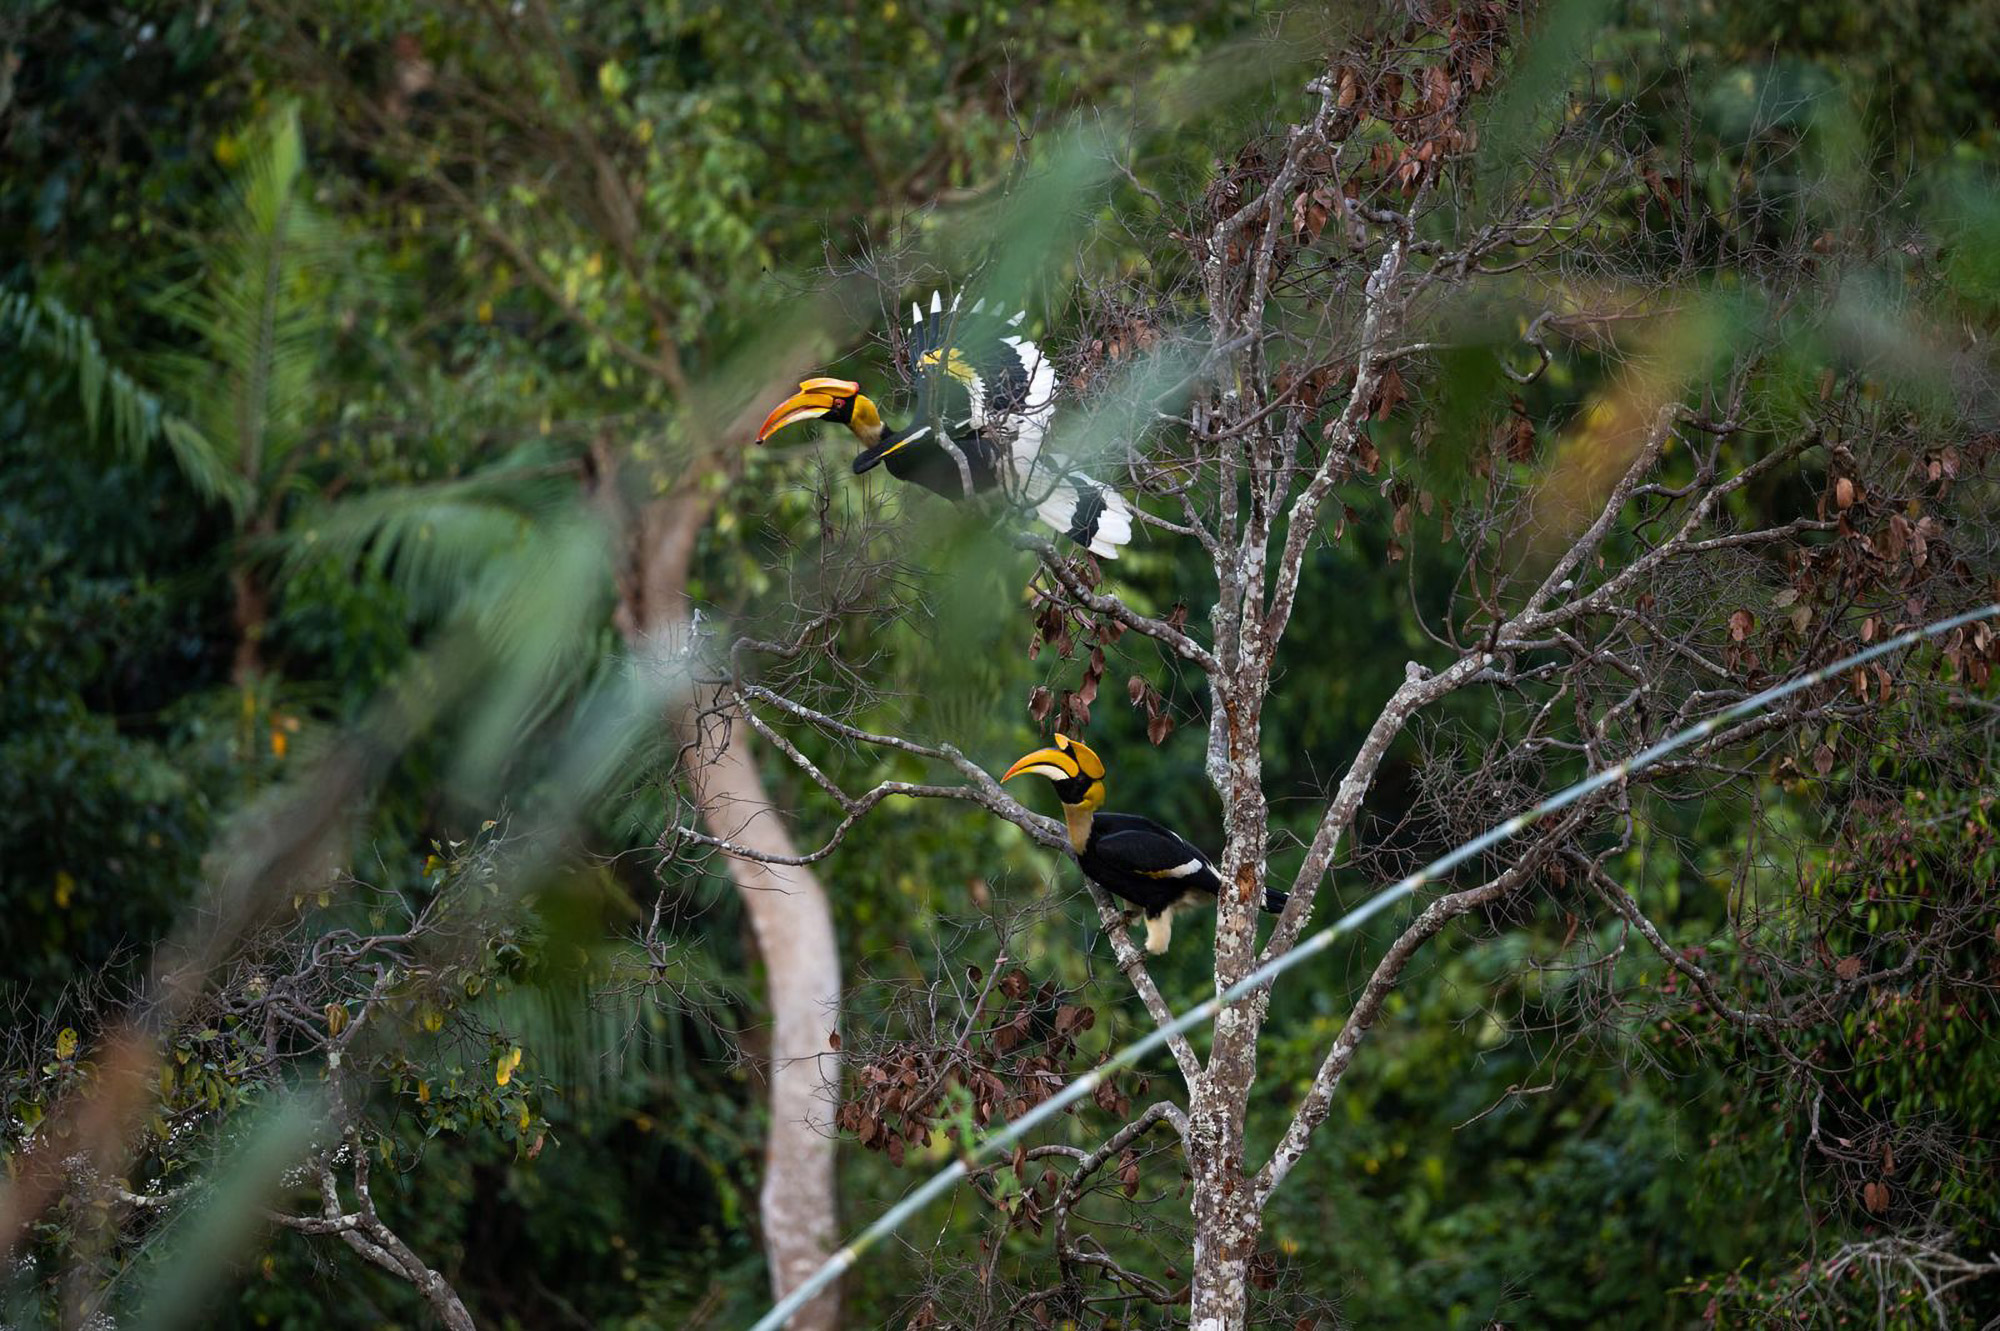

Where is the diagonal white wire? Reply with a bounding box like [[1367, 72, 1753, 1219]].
[[750, 603, 2000, 1330]]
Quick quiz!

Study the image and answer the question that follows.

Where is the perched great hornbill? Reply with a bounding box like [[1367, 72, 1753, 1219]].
[[755, 292, 1135, 557], [1002, 732, 1287, 954]]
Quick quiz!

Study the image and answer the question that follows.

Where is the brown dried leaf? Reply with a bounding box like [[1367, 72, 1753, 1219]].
[[1373, 366, 1406, 420], [1065, 693, 1091, 730], [1147, 712, 1174, 745], [1508, 413, 1536, 462], [1812, 744, 1835, 776], [1028, 686, 1052, 722], [1127, 674, 1148, 705], [1729, 609, 1755, 641], [1835, 955, 1862, 981], [1835, 476, 1856, 510]]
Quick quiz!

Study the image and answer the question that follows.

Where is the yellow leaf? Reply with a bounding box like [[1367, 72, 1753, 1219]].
[[54, 870, 75, 909], [271, 730, 287, 760], [325, 1003, 348, 1036], [496, 1046, 523, 1086], [477, 300, 493, 324], [417, 1080, 430, 1104], [56, 1028, 78, 1060], [423, 855, 443, 879]]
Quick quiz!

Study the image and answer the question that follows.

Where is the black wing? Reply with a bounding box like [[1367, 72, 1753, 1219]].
[[1089, 814, 1220, 893], [903, 291, 1057, 483], [1090, 814, 1284, 913]]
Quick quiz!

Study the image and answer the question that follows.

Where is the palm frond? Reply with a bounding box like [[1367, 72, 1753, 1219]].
[[151, 102, 353, 491], [0, 288, 241, 507], [281, 455, 580, 620]]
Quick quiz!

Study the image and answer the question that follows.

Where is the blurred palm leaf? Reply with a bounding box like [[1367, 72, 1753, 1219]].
[[0, 288, 238, 505], [282, 454, 582, 621], [145, 102, 352, 520]]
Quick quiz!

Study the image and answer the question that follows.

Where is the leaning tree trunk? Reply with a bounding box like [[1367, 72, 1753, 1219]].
[[690, 713, 842, 1326], [612, 483, 844, 1330]]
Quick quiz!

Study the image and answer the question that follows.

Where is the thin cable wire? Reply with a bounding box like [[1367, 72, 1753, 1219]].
[[750, 603, 2000, 1330]]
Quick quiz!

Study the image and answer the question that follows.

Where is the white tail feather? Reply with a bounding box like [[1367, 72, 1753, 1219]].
[[1034, 475, 1134, 558]]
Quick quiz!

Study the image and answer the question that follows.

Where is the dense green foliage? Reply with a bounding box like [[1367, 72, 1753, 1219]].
[[3, 1, 1997, 1327]]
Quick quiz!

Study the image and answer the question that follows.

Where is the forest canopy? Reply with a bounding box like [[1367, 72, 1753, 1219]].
[[3, 2, 1998, 1328]]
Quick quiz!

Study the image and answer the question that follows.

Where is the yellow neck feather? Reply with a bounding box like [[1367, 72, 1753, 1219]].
[[1061, 803, 1095, 853], [851, 394, 883, 445]]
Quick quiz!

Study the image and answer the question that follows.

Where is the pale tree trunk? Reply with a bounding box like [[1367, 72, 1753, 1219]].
[[1186, 1076, 1261, 1331], [1188, 1169, 1258, 1331], [690, 715, 842, 1327], [609, 477, 844, 1330]]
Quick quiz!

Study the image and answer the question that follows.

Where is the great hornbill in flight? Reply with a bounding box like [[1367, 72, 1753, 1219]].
[[755, 292, 1135, 557], [1002, 732, 1287, 954]]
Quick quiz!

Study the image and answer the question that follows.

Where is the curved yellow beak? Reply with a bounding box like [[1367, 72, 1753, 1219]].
[[1002, 747, 1077, 783], [756, 377, 860, 442]]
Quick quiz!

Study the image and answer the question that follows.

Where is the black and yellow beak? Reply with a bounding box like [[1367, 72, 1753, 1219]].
[[757, 377, 860, 443]]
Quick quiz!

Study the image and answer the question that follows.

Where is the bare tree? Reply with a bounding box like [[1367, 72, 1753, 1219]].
[[663, 6, 2000, 1325]]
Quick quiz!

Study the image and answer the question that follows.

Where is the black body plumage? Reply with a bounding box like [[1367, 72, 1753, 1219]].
[[858, 425, 1004, 498], [1077, 812, 1289, 921]]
